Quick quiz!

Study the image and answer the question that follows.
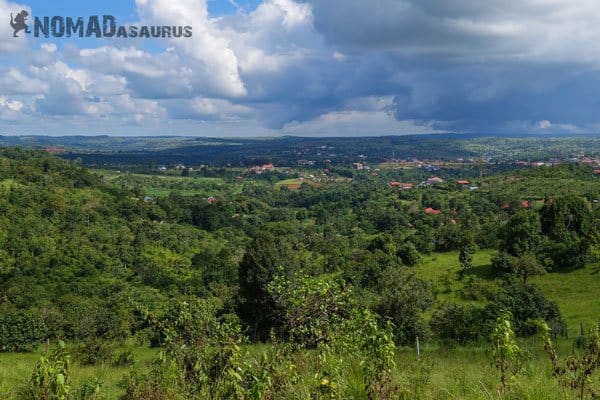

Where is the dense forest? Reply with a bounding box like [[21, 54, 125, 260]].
[[0, 146, 599, 399]]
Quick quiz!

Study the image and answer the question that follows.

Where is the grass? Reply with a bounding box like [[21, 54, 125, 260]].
[[0, 347, 156, 399], [0, 338, 596, 399], [275, 178, 314, 189], [415, 250, 600, 337], [96, 171, 229, 198], [1, 251, 597, 399]]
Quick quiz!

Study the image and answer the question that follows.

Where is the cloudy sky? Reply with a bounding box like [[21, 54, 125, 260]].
[[1, 0, 600, 136]]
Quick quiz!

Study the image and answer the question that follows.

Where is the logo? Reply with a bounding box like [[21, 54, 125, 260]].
[[9, 12, 192, 39], [10, 10, 31, 37]]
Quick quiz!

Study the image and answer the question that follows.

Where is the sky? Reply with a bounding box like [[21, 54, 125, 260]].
[[1, 0, 600, 137]]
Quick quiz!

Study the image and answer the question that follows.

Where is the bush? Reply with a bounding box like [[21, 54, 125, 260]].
[[430, 304, 485, 344], [397, 242, 421, 266], [491, 251, 515, 273], [16, 341, 71, 400], [74, 339, 115, 366], [0, 309, 48, 352], [375, 267, 433, 345], [484, 278, 566, 337], [74, 377, 103, 400], [112, 350, 136, 367]]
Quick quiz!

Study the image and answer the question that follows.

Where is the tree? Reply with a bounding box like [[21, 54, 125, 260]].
[[375, 267, 433, 345], [238, 231, 297, 341], [485, 277, 566, 337], [0, 309, 48, 352], [268, 269, 354, 347], [501, 210, 541, 257], [458, 232, 478, 278], [510, 254, 546, 283], [539, 196, 593, 271], [430, 304, 485, 344], [540, 195, 591, 240]]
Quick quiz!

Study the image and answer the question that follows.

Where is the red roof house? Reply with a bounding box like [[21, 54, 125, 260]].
[[425, 207, 441, 215], [390, 182, 414, 189]]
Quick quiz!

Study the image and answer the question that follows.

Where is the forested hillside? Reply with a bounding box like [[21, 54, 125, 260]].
[[0, 147, 598, 399]]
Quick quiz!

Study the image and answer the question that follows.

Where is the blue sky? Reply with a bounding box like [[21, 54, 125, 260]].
[[1, 0, 600, 136]]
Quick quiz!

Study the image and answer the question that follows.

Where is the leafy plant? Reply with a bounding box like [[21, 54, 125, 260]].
[[537, 320, 600, 400], [17, 340, 72, 400], [489, 311, 522, 395]]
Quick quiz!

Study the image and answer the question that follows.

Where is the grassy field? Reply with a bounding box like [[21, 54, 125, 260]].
[[415, 250, 600, 337], [1, 251, 598, 399], [0, 341, 590, 399], [275, 178, 322, 190], [95, 170, 230, 198], [0, 347, 157, 399]]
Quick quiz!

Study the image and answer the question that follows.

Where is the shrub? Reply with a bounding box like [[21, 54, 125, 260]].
[[375, 267, 433, 345], [268, 269, 355, 347], [430, 304, 485, 344], [74, 378, 103, 400], [397, 242, 421, 266], [74, 339, 114, 366], [0, 309, 48, 352], [485, 277, 566, 337], [16, 341, 71, 400], [112, 350, 136, 367]]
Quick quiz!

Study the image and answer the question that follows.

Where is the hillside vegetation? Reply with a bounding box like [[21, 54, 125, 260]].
[[0, 147, 598, 399]]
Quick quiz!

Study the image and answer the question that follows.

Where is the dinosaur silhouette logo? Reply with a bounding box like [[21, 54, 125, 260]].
[[10, 10, 31, 37]]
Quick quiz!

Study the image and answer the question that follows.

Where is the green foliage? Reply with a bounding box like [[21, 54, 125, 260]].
[[510, 254, 546, 283], [485, 278, 566, 337], [17, 341, 71, 400], [319, 309, 401, 399], [238, 231, 299, 341], [111, 350, 136, 367], [74, 339, 114, 366], [430, 304, 485, 344], [539, 195, 593, 271], [501, 210, 542, 257], [73, 378, 103, 400], [3, 144, 600, 398], [537, 320, 600, 400], [268, 269, 354, 347], [458, 232, 478, 277], [0, 309, 47, 352], [375, 267, 433, 345], [397, 242, 421, 266], [489, 311, 522, 394]]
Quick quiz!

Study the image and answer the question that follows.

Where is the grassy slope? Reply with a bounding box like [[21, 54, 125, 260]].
[[415, 251, 600, 337]]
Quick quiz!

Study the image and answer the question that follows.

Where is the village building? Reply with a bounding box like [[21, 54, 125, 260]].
[[389, 182, 414, 190], [426, 177, 444, 185]]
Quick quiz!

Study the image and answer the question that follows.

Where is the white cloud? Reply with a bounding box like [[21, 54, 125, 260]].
[[135, 0, 247, 97], [0, 96, 24, 120], [3, 0, 600, 136]]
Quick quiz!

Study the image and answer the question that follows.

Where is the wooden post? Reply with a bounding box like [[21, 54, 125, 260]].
[[416, 336, 420, 361]]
